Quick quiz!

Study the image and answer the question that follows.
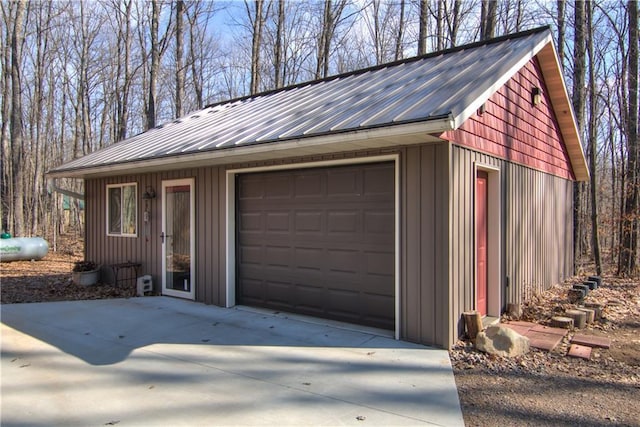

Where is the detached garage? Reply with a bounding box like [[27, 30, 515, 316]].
[[48, 27, 588, 349]]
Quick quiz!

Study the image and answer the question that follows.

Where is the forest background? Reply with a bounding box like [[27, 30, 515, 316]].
[[1, 0, 638, 276]]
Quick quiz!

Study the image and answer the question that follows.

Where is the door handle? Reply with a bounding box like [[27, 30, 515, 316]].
[[160, 232, 165, 243]]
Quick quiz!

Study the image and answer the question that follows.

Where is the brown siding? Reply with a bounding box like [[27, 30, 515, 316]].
[[449, 145, 573, 344], [84, 145, 455, 348], [401, 144, 450, 346], [86, 167, 225, 305]]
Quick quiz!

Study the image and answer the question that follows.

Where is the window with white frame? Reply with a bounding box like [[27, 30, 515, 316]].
[[107, 183, 137, 236]]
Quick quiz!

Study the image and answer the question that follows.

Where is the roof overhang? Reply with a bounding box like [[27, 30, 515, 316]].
[[450, 33, 588, 182], [536, 42, 589, 181], [47, 117, 453, 179]]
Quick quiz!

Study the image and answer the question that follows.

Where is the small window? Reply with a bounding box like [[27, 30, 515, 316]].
[[107, 183, 137, 237]]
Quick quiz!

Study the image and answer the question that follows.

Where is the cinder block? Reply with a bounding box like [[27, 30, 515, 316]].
[[584, 280, 597, 290], [573, 284, 589, 296], [587, 275, 602, 287], [568, 289, 584, 303]]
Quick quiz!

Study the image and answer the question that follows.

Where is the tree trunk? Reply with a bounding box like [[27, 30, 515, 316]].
[[557, 0, 565, 68], [480, 0, 497, 40], [436, 0, 444, 50], [274, 0, 285, 88], [587, 2, 602, 275], [1, 2, 14, 234], [572, 0, 587, 271], [116, 0, 132, 142], [146, 0, 160, 130], [619, 0, 638, 275], [249, 0, 264, 95], [418, 0, 427, 55], [175, 0, 185, 117], [394, 0, 405, 60], [10, 0, 26, 237]]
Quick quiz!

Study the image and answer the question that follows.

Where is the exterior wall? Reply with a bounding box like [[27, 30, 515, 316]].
[[85, 167, 227, 306], [448, 146, 574, 343], [440, 58, 575, 180], [84, 145, 454, 348], [401, 144, 451, 346]]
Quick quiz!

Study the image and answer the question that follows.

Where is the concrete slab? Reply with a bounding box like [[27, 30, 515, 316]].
[[1, 297, 463, 426]]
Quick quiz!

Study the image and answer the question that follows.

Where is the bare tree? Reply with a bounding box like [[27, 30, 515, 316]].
[[418, 0, 428, 55], [557, 0, 565, 67], [145, 0, 173, 129], [1, 1, 14, 234], [619, 0, 638, 274], [9, 0, 26, 237], [572, 0, 587, 267], [176, 0, 185, 116], [587, 1, 602, 275], [274, 0, 285, 88], [247, 0, 266, 94], [394, 0, 405, 60], [480, 0, 497, 40], [316, 0, 348, 79]]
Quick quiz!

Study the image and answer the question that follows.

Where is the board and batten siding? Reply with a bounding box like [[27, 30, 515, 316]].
[[84, 145, 456, 348], [448, 143, 574, 343], [85, 166, 227, 306], [401, 144, 451, 347]]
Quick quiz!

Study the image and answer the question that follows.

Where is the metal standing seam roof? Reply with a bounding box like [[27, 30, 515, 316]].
[[48, 27, 587, 180]]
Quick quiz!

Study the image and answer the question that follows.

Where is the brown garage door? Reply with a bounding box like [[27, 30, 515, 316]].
[[237, 162, 395, 330]]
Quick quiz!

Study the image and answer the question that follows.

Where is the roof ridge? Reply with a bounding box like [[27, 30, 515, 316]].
[[202, 26, 551, 111]]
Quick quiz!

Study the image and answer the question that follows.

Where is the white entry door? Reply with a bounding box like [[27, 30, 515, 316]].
[[162, 178, 195, 300]]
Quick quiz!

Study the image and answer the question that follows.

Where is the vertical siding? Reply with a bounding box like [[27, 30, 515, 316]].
[[450, 145, 573, 346], [401, 144, 450, 347], [86, 166, 224, 304]]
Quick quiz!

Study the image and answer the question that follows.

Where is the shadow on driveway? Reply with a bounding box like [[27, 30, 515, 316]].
[[1, 297, 464, 426]]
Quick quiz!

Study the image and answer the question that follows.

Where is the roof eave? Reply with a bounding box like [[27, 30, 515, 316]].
[[536, 42, 589, 181], [46, 117, 454, 179]]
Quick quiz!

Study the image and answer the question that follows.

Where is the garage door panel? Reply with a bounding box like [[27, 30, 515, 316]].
[[327, 170, 360, 196], [365, 251, 394, 277], [238, 162, 395, 330], [264, 176, 292, 198], [294, 247, 324, 271], [327, 249, 359, 274], [364, 167, 395, 195], [294, 212, 323, 233], [266, 212, 291, 232], [294, 173, 324, 197], [364, 211, 394, 235], [239, 212, 262, 232], [327, 211, 359, 234], [264, 245, 291, 267]]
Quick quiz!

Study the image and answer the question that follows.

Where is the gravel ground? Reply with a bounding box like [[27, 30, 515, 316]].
[[451, 276, 640, 426], [1, 236, 639, 426]]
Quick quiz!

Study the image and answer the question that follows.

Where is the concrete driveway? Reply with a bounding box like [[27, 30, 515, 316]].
[[1, 297, 463, 426]]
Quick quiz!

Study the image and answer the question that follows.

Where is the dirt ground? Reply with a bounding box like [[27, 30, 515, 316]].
[[1, 235, 639, 426]]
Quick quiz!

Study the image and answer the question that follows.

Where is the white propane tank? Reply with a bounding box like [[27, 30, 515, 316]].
[[0, 237, 49, 262]]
